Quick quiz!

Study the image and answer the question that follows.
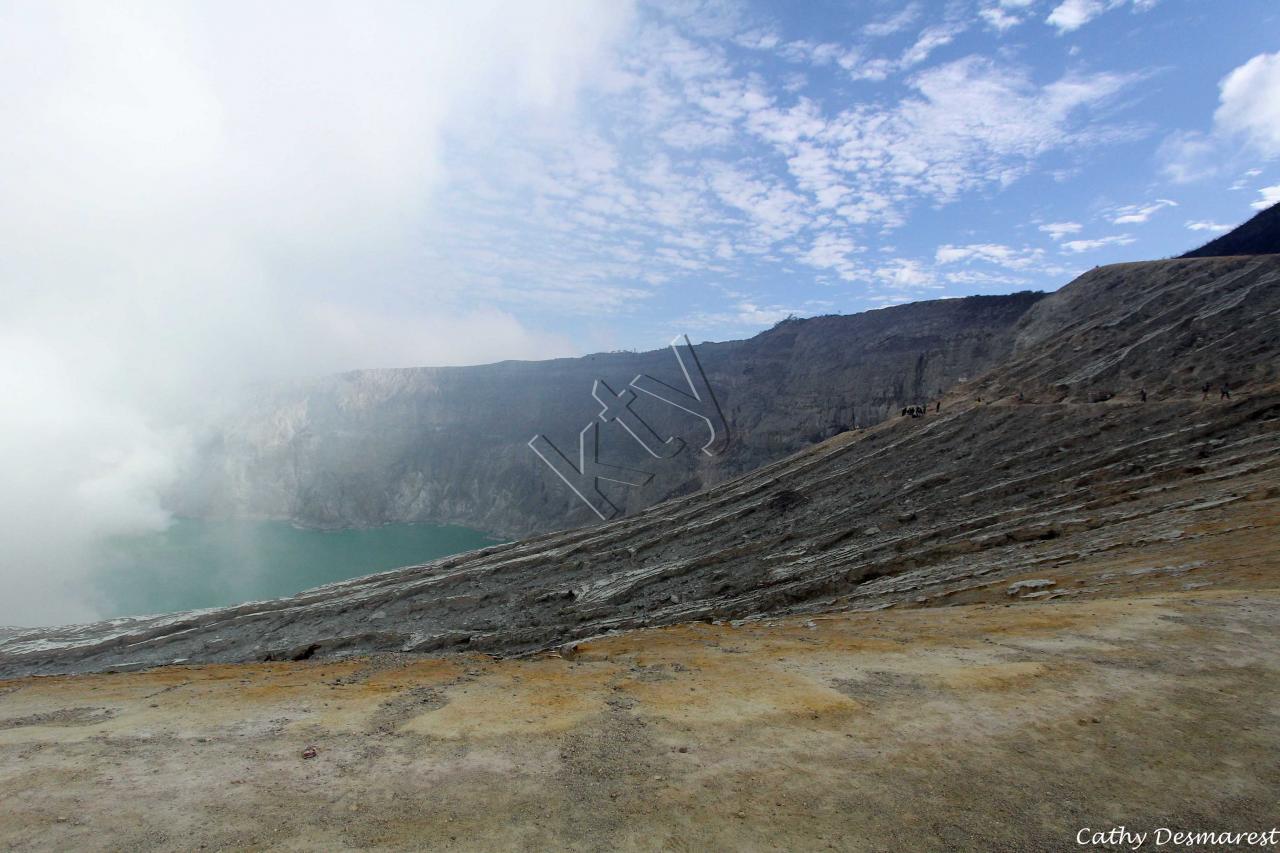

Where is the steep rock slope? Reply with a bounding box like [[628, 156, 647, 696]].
[[3, 256, 1277, 678], [971, 255, 1279, 401], [175, 293, 1044, 536]]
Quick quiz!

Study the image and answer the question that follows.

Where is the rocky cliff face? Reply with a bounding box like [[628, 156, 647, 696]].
[[174, 292, 1046, 537], [6, 256, 1277, 678]]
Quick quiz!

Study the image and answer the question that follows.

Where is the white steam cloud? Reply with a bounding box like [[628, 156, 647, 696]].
[[0, 1, 634, 624]]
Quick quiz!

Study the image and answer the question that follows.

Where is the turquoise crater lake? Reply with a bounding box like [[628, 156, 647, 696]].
[[89, 519, 500, 619]]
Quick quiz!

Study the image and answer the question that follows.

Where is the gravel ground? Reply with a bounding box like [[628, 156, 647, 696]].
[[1, 578, 1277, 851]]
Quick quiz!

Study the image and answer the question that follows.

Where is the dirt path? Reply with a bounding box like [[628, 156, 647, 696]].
[[2, 585, 1277, 851]]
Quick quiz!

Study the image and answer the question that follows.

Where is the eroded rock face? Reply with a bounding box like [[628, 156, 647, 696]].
[[4, 256, 1277, 678], [972, 256, 1280, 402], [171, 292, 1046, 537]]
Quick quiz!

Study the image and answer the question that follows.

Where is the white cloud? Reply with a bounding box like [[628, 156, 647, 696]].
[[876, 259, 936, 290], [812, 57, 1136, 221], [1047, 0, 1105, 32], [863, 4, 922, 38], [733, 29, 780, 51], [1046, 0, 1158, 33], [531, 46, 1139, 273], [944, 269, 1032, 287], [707, 165, 810, 244], [1060, 234, 1136, 253], [844, 22, 968, 80], [1158, 130, 1218, 183], [680, 299, 817, 339], [1185, 221, 1231, 233], [1040, 221, 1083, 240], [900, 23, 967, 69], [1214, 52, 1280, 159], [1252, 184, 1280, 210], [800, 231, 863, 281], [936, 243, 1044, 269], [1110, 198, 1177, 224], [980, 6, 1024, 32], [0, 0, 630, 624], [1230, 168, 1264, 190], [1163, 51, 1280, 182]]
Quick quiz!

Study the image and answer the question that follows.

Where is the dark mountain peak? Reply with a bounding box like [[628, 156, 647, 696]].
[[1181, 201, 1280, 258]]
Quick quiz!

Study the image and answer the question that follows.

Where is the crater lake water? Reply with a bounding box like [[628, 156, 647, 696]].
[[89, 519, 500, 619]]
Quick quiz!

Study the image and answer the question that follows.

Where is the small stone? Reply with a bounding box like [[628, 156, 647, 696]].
[[677, 746, 689, 753], [1007, 579, 1055, 596]]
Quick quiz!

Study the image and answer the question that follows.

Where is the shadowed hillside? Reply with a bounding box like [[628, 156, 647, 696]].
[[174, 292, 1046, 537], [1182, 201, 1280, 258]]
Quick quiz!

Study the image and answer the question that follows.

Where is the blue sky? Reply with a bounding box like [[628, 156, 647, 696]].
[[422, 0, 1280, 350], [4, 1, 1279, 377]]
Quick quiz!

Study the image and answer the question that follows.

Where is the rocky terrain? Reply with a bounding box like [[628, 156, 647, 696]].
[[174, 292, 1046, 536], [2, 254, 1276, 679], [2, 586, 1276, 851]]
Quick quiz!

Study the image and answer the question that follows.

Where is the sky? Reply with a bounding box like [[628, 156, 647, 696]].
[[0, 0, 1277, 624]]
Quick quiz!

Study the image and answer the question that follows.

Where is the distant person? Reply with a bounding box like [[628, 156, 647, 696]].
[[935, 400, 941, 413], [1140, 388, 1147, 403], [1221, 383, 1231, 400], [1202, 382, 1211, 401]]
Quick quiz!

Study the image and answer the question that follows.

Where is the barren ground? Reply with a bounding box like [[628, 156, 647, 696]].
[[1, 493, 1277, 852]]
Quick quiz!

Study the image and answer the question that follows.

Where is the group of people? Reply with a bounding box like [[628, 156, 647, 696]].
[[1134, 382, 1232, 402], [1134, 383, 1232, 402], [904, 381, 1235, 414]]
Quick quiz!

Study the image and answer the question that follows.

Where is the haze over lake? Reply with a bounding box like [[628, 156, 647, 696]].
[[87, 520, 497, 619]]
